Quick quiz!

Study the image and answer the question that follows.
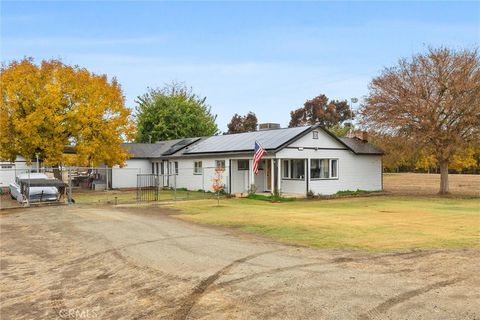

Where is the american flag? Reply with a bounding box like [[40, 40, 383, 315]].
[[253, 141, 266, 176]]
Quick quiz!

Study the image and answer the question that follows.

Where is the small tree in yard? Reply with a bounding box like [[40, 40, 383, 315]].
[[361, 47, 480, 194], [212, 167, 225, 206]]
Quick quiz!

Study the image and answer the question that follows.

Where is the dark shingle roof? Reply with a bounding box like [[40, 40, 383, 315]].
[[121, 143, 158, 158], [338, 137, 384, 155], [183, 126, 310, 155]]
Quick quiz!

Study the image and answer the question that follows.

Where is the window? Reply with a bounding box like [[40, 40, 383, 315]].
[[310, 159, 338, 179], [215, 160, 225, 170], [174, 161, 179, 174], [194, 161, 202, 174], [313, 131, 319, 139], [283, 160, 289, 178], [156, 162, 160, 175], [160, 162, 164, 175], [331, 159, 338, 178], [238, 160, 249, 170], [291, 159, 305, 179], [151, 163, 155, 174], [282, 159, 305, 179]]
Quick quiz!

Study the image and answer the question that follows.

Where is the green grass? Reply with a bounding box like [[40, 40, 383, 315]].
[[246, 193, 297, 202], [336, 189, 380, 195], [169, 196, 480, 251]]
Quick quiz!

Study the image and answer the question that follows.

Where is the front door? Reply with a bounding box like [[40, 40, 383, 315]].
[[266, 159, 272, 191]]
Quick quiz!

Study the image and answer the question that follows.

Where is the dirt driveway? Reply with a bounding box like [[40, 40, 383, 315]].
[[1, 205, 479, 320]]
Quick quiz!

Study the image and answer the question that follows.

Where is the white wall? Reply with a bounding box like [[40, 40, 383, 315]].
[[0, 156, 34, 187], [172, 157, 230, 192], [111, 159, 151, 189], [276, 129, 382, 195], [230, 159, 249, 194]]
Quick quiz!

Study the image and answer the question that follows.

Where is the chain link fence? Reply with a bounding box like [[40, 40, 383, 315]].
[[0, 165, 228, 209]]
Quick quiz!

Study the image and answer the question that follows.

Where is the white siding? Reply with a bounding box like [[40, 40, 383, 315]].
[[0, 156, 34, 187], [276, 130, 382, 195], [111, 159, 151, 189], [231, 159, 249, 194], [289, 129, 346, 149], [172, 158, 230, 192], [276, 149, 382, 195]]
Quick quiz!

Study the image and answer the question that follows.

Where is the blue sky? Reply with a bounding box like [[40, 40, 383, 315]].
[[2, 1, 479, 131]]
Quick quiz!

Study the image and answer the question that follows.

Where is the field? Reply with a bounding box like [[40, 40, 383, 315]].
[[171, 196, 479, 251], [383, 172, 480, 196]]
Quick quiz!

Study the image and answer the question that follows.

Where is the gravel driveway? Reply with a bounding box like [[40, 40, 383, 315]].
[[1, 205, 478, 319]]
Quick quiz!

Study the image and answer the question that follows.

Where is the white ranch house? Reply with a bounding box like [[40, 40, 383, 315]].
[[114, 125, 384, 196]]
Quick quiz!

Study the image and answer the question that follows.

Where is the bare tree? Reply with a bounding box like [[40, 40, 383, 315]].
[[361, 47, 480, 194]]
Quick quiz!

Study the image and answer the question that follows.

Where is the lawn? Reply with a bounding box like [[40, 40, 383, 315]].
[[170, 196, 480, 251]]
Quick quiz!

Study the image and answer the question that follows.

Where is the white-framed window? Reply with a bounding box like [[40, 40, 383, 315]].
[[215, 160, 225, 170], [331, 159, 338, 178], [238, 160, 249, 170], [194, 161, 202, 174], [313, 131, 319, 139], [151, 162, 155, 174], [174, 161, 179, 174], [310, 159, 338, 179], [282, 159, 305, 180], [282, 160, 289, 178]]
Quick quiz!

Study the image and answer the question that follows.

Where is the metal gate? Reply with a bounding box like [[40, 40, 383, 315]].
[[136, 174, 159, 202]]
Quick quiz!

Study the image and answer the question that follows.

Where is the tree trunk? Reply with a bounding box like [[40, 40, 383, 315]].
[[439, 160, 449, 195]]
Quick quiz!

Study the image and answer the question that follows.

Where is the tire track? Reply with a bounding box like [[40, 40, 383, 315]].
[[358, 278, 463, 320], [171, 250, 279, 320]]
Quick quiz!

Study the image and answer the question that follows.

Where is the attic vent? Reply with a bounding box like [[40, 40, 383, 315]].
[[258, 123, 280, 131]]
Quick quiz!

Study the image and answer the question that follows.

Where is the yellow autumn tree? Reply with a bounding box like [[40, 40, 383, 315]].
[[450, 148, 478, 173], [0, 58, 135, 166]]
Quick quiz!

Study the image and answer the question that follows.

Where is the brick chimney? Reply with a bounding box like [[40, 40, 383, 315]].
[[348, 130, 368, 142], [258, 123, 281, 131]]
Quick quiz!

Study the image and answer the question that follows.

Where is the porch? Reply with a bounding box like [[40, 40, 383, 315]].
[[229, 158, 308, 197]]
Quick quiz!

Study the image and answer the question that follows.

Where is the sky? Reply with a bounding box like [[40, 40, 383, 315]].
[[1, 1, 479, 131]]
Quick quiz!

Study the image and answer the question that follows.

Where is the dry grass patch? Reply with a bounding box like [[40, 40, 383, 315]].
[[384, 173, 480, 196]]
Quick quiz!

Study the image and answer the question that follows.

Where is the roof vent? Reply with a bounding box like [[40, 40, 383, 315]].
[[258, 123, 280, 131]]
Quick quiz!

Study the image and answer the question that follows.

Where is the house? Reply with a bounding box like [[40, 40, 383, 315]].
[[0, 156, 35, 188], [115, 124, 384, 196]]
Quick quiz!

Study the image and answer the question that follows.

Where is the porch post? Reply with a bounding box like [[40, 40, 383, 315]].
[[270, 158, 275, 194], [249, 159, 254, 191], [277, 158, 282, 193]]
